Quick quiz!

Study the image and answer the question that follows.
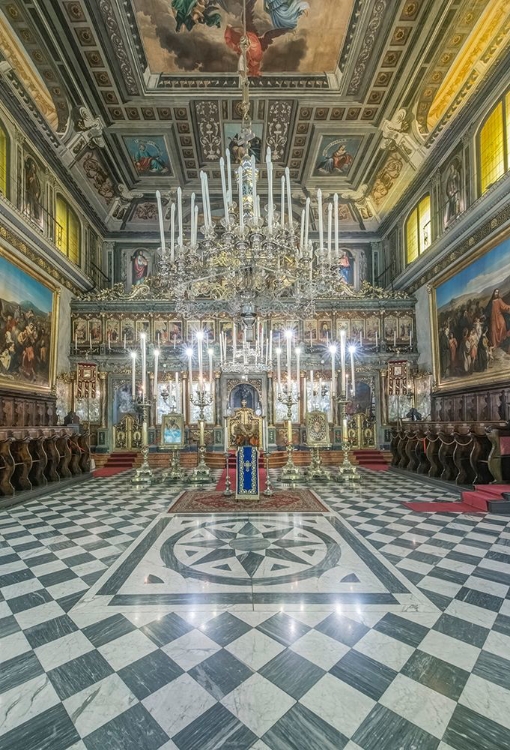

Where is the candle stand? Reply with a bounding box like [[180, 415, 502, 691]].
[[163, 449, 186, 482], [306, 447, 331, 481], [188, 389, 213, 484], [223, 452, 233, 497], [132, 401, 155, 484], [278, 391, 301, 482], [263, 451, 274, 496], [336, 397, 359, 482]]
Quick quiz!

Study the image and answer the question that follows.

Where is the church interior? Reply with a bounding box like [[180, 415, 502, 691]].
[[1, 1, 510, 748]]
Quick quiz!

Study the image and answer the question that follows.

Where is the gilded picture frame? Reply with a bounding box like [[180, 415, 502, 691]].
[[0, 247, 59, 394], [431, 229, 510, 390], [306, 410, 331, 448], [160, 413, 185, 449]]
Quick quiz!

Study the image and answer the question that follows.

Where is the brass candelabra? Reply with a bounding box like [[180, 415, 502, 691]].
[[188, 388, 214, 483], [278, 389, 301, 482]]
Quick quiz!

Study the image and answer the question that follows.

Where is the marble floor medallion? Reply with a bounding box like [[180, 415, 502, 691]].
[[79, 511, 437, 613]]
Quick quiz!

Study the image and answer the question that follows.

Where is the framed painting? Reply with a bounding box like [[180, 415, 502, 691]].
[[105, 319, 120, 346], [135, 319, 151, 340], [123, 136, 171, 177], [0, 250, 58, 392], [154, 318, 169, 346], [350, 318, 365, 344], [121, 318, 136, 346], [303, 319, 318, 345], [168, 319, 183, 345], [384, 314, 398, 341], [336, 319, 350, 339], [73, 317, 87, 347], [397, 315, 413, 343], [187, 320, 215, 342], [365, 315, 381, 342], [271, 320, 299, 342], [161, 413, 185, 449], [219, 320, 234, 345], [432, 231, 510, 388], [88, 317, 102, 344], [318, 319, 333, 343]]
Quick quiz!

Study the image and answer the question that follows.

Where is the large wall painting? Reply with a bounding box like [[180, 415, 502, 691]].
[[133, 0, 355, 76], [434, 233, 510, 387], [124, 136, 171, 176], [0, 251, 58, 392], [314, 136, 361, 177]]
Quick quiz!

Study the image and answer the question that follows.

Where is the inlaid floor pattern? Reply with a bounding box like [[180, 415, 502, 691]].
[[1, 469, 510, 750]]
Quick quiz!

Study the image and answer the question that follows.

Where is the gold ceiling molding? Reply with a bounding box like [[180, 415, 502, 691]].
[[415, 0, 510, 137]]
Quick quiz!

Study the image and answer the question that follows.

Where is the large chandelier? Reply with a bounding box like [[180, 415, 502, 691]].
[[155, 3, 350, 322]]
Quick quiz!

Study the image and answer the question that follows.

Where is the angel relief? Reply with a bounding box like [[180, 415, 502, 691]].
[[171, 0, 309, 76]]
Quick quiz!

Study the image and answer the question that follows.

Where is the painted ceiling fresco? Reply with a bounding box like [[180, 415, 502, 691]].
[[133, 0, 355, 75]]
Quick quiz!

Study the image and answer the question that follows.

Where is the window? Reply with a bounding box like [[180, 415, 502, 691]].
[[56, 195, 80, 264], [405, 195, 431, 265], [479, 94, 510, 195], [0, 122, 8, 197]]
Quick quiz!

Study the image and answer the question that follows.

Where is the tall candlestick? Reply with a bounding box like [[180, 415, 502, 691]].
[[276, 347, 282, 388], [327, 202, 333, 266], [170, 203, 175, 262], [251, 155, 258, 221], [187, 348, 193, 391], [285, 167, 292, 232], [317, 188, 323, 253], [154, 349, 160, 405], [238, 167, 244, 232], [226, 147, 232, 204], [156, 190, 165, 254], [140, 333, 147, 397], [349, 346, 356, 396], [208, 347, 213, 384], [340, 329, 346, 395], [220, 157, 229, 227], [131, 352, 136, 397], [295, 346, 301, 388], [175, 371, 180, 412], [177, 187, 183, 246], [334, 193, 339, 258], [196, 331, 204, 387]]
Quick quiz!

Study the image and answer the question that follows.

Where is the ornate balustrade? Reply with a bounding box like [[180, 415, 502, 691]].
[[391, 421, 510, 485], [0, 426, 90, 497]]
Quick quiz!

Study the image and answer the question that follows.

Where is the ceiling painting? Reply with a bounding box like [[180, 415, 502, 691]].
[[314, 136, 362, 178], [123, 135, 172, 176], [133, 0, 355, 75], [224, 122, 263, 163]]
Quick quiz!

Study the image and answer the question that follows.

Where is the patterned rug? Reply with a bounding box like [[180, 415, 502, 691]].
[[168, 488, 330, 514]]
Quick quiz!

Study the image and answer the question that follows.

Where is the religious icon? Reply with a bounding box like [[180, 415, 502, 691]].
[[315, 137, 362, 176], [125, 137, 170, 175], [318, 319, 332, 343], [350, 319, 365, 342], [224, 124, 263, 164], [121, 318, 136, 345], [131, 249, 149, 286], [106, 320, 120, 345], [365, 315, 380, 342], [88, 318, 102, 344], [73, 318, 87, 345], [338, 249, 354, 285], [219, 320, 234, 345], [135, 320, 151, 340], [304, 319, 318, 345], [443, 156, 463, 227], [161, 414, 184, 448], [336, 319, 350, 339], [24, 156, 42, 224], [168, 320, 183, 344], [154, 318, 169, 345]]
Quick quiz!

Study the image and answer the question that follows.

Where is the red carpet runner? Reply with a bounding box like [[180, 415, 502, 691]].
[[404, 484, 510, 514], [216, 468, 267, 492], [352, 450, 390, 472], [93, 451, 138, 478]]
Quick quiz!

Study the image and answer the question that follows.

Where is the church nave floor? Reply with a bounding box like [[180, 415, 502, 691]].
[[1, 470, 510, 750]]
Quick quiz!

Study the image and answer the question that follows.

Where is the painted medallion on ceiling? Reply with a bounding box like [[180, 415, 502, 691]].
[[133, 0, 355, 76]]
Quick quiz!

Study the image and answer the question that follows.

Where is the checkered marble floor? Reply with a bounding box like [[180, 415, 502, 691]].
[[1, 469, 510, 750]]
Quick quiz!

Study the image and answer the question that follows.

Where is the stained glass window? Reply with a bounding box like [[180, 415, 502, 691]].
[[405, 195, 431, 265]]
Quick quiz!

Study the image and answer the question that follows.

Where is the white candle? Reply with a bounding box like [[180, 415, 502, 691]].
[[266, 148, 273, 232], [327, 202, 333, 266], [285, 166, 292, 231], [375, 330, 378, 347], [359, 331, 362, 346], [334, 193, 339, 258], [175, 371, 180, 412], [131, 352, 136, 396], [286, 331, 292, 389], [233, 322, 237, 357], [140, 333, 147, 397], [123, 333, 127, 350], [330, 346, 336, 400], [295, 347, 301, 389], [340, 329, 346, 395], [170, 202, 175, 262], [194, 205, 199, 244], [350, 346, 355, 395], [177, 187, 183, 246], [196, 331, 204, 386], [154, 349, 160, 406], [226, 149, 232, 205], [299, 209, 305, 254], [276, 347, 282, 387], [394, 330, 397, 347], [251, 155, 258, 221], [317, 189, 323, 253], [190, 193, 195, 245], [200, 171, 208, 230], [238, 167, 244, 232], [208, 347, 213, 383], [187, 348, 193, 390], [409, 325, 413, 347], [280, 175, 285, 229], [107, 331, 111, 349], [220, 157, 229, 226], [304, 197, 310, 251], [74, 332, 77, 352], [156, 190, 165, 254]]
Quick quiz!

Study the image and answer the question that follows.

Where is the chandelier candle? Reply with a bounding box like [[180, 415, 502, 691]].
[[251, 155, 258, 221], [238, 167, 244, 232], [317, 189, 323, 253], [190, 193, 195, 245], [266, 147, 273, 232], [285, 166, 292, 230], [334, 192, 339, 258], [170, 202, 175, 262], [220, 157, 229, 227], [177, 187, 183, 247], [328, 202, 333, 266], [156, 190, 165, 253], [280, 175, 285, 230]]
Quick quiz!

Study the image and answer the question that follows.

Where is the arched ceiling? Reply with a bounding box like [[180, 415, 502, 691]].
[[1, 0, 509, 234]]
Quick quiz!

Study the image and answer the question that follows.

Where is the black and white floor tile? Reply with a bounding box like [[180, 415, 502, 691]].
[[1, 468, 510, 749]]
